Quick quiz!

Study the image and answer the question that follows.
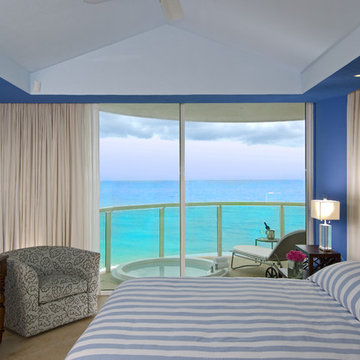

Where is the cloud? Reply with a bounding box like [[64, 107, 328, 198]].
[[100, 112, 304, 147], [100, 112, 178, 140], [186, 121, 305, 147]]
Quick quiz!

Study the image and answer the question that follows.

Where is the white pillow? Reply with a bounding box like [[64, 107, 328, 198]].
[[308, 261, 360, 321]]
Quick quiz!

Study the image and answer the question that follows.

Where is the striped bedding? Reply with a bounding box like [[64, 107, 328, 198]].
[[66, 277, 360, 360]]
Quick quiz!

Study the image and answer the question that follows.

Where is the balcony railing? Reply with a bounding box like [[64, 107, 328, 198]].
[[100, 201, 305, 273]]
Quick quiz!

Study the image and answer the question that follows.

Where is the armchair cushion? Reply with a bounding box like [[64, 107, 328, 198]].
[[38, 274, 87, 304]]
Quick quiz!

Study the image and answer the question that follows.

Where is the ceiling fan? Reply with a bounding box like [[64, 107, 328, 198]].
[[83, 0, 184, 21]]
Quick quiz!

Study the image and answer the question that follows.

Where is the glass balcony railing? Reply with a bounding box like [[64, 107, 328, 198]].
[[99, 201, 305, 272]]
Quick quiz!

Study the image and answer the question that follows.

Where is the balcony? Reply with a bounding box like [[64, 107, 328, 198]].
[[99, 201, 305, 289]]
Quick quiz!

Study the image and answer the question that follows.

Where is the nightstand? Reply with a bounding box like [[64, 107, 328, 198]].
[[295, 245, 341, 276]]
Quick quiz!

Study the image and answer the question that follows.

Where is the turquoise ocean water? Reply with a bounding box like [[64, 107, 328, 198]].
[[99, 180, 305, 268]]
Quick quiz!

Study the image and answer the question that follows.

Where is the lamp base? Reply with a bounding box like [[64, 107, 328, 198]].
[[319, 223, 332, 252]]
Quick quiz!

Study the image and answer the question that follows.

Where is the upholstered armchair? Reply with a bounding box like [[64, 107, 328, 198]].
[[4, 246, 100, 337]]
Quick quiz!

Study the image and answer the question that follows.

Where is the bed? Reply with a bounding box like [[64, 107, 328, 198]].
[[67, 261, 360, 360]]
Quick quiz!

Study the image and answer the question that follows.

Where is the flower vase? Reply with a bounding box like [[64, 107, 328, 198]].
[[288, 260, 303, 279]]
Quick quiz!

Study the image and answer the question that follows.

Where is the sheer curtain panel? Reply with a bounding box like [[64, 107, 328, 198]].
[[0, 104, 99, 253], [347, 90, 360, 260]]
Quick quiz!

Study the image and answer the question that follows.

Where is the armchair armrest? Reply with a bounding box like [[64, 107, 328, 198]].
[[61, 248, 100, 291], [5, 258, 40, 336], [6, 258, 39, 299], [60, 248, 100, 316]]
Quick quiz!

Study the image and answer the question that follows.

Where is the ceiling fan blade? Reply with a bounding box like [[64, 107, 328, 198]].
[[159, 0, 184, 21]]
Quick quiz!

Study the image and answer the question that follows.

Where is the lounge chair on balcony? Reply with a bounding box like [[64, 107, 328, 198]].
[[230, 230, 306, 277]]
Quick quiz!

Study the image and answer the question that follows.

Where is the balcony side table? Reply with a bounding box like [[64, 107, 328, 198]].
[[255, 237, 279, 249], [295, 245, 341, 277]]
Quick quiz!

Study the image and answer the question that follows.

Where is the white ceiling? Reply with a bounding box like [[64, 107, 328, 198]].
[[0, 0, 165, 71], [1, 0, 360, 95], [177, 0, 360, 71]]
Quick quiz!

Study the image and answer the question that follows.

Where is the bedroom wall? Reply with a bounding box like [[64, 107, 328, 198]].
[[0, 76, 351, 260], [313, 96, 347, 260]]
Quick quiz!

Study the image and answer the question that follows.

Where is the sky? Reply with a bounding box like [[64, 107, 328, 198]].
[[100, 111, 305, 181]]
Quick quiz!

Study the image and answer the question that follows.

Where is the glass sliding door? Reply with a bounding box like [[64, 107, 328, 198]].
[[98, 102, 306, 288], [184, 103, 306, 269], [99, 104, 180, 289]]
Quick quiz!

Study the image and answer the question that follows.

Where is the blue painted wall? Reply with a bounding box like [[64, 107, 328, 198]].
[[313, 96, 347, 259]]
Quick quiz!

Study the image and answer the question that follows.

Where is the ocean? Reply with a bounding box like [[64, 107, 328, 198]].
[[99, 180, 305, 268]]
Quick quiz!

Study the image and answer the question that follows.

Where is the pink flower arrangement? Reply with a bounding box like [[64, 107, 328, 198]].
[[286, 250, 306, 262]]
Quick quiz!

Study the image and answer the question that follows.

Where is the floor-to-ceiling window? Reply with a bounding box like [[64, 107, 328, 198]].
[[99, 104, 180, 289], [184, 104, 305, 259], [99, 103, 306, 290]]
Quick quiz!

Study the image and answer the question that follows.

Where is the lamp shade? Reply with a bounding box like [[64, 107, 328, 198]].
[[311, 199, 340, 221]]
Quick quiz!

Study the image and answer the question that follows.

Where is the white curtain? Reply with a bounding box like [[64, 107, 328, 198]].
[[347, 90, 360, 260], [0, 103, 99, 253]]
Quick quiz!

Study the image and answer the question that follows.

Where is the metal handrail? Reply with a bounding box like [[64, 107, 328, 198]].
[[100, 201, 305, 272]]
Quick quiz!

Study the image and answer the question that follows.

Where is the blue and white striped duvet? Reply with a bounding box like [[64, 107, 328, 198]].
[[67, 277, 360, 360]]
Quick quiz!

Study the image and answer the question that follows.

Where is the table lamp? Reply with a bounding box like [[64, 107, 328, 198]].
[[311, 199, 340, 251]]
